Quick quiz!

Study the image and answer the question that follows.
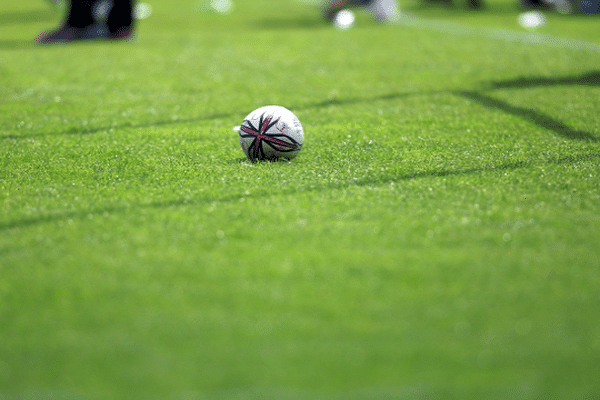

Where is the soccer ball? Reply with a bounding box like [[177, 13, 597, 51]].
[[239, 105, 304, 162]]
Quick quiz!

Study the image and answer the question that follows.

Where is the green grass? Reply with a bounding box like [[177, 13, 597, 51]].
[[1, 0, 600, 398]]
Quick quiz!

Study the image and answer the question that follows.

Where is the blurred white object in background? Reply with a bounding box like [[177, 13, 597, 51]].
[[334, 9, 355, 29], [518, 11, 546, 30]]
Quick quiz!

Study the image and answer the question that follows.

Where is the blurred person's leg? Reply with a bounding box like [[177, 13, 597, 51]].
[[324, 0, 400, 22], [369, 0, 400, 21], [38, 0, 134, 43], [66, 0, 95, 28], [38, 0, 97, 43], [107, 0, 134, 37]]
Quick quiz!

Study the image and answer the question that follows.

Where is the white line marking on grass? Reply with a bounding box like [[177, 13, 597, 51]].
[[291, 0, 600, 53], [399, 12, 600, 53]]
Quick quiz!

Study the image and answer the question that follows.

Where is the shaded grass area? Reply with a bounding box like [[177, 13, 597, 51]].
[[1, 0, 600, 399]]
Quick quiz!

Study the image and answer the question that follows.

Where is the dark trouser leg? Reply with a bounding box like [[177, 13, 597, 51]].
[[66, 0, 95, 28], [107, 0, 134, 33]]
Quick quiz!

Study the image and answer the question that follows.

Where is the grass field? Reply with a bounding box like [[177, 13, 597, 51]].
[[1, 0, 600, 398]]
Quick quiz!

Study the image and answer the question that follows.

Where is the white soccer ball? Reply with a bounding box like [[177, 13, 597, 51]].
[[239, 105, 304, 162]]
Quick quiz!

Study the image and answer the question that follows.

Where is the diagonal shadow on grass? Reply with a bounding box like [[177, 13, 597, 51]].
[[456, 90, 599, 142], [1, 90, 432, 141], [302, 90, 438, 109], [0, 112, 238, 141], [490, 71, 600, 89], [2, 79, 596, 142], [2, 152, 598, 231]]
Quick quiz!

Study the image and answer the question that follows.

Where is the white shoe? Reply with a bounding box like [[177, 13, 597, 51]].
[[369, 0, 401, 22]]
